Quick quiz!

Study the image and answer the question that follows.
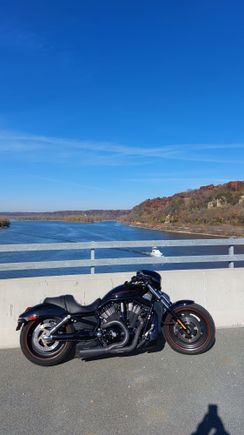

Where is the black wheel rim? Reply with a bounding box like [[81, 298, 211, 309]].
[[170, 310, 208, 349]]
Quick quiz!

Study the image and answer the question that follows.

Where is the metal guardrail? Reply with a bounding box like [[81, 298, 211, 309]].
[[0, 238, 244, 274]]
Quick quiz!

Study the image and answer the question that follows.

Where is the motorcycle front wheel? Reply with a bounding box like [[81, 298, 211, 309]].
[[163, 303, 215, 355], [20, 317, 74, 366]]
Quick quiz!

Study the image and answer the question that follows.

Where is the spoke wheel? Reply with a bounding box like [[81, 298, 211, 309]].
[[163, 303, 215, 355]]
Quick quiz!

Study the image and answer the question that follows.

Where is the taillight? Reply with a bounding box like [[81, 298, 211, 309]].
[[27, 314, 37, 321]]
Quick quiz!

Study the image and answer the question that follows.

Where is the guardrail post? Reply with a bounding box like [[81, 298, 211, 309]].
[[90, 248, 95, 274], [228, 245, 234, 268]]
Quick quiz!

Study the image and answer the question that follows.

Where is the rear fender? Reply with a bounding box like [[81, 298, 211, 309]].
[[16, 303, 67, 330]]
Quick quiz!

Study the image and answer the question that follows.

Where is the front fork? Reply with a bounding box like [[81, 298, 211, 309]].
[[147, 283, 191, 335]]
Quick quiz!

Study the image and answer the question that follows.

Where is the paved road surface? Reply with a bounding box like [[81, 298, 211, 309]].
[[0, 328, 243, 435]]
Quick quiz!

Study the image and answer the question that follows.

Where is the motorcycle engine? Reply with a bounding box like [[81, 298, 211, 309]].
[[100, 301, 150, 330]]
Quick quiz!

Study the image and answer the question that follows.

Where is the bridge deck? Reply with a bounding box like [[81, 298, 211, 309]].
[[0, 328, 243, 435]]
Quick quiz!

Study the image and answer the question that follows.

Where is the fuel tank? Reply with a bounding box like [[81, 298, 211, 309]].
[[101, 282, 149, 305]]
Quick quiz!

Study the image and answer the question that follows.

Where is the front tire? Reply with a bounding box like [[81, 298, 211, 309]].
[[20, 317, 74, 366], [163, 303, 215, 355]]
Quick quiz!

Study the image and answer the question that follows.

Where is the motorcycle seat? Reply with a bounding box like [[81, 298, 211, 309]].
[[43, 295, 102, 315]]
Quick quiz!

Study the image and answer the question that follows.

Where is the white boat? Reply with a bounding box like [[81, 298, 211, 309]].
[[150, 247, 163, 257]]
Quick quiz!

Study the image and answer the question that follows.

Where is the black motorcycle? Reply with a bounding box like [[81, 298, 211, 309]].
[[17, 270, 215, 366]]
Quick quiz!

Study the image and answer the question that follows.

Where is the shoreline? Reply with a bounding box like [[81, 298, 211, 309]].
[[124, 222, 244, 238], [5, 218, 244, 238]]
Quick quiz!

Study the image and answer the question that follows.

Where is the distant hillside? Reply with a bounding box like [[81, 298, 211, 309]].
[[3, 209, 129, 223], [122, 181, 244, 236]]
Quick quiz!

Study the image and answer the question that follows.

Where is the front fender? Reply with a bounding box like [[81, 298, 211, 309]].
[[170, 299, 194, 310], [16, 303, 67, 330]]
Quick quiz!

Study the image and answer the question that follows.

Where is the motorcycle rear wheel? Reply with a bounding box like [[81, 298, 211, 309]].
[[163, 303, 215, 355], [20, 317, 74, 366]]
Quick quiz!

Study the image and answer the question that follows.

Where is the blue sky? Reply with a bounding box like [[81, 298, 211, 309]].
[[0, 0, 243, 211]]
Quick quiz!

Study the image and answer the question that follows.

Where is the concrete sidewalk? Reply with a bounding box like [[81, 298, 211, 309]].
[[0, 328, 243, 435]]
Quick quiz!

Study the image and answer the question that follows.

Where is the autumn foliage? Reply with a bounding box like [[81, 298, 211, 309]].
[[122, 181, 244, 233]]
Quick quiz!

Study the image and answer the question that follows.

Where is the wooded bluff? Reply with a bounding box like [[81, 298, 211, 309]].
[[122, 181, 244, 236]]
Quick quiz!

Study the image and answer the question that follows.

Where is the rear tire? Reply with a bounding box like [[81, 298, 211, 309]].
[[163, 303, 215, 355], [20, 317, 75, 366]]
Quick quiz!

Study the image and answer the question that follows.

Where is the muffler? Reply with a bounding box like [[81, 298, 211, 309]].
[[46, 331, 95, 342]]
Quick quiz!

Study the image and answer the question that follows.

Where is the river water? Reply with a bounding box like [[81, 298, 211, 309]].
[[0, 220, 242, 278]]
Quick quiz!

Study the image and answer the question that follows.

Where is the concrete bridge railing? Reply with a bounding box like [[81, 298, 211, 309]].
[[1, 238, 244, 348], [1, 267, 244, 349]]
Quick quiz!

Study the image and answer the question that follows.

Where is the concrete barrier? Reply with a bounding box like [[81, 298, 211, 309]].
[[1, 268, 244, 349]]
